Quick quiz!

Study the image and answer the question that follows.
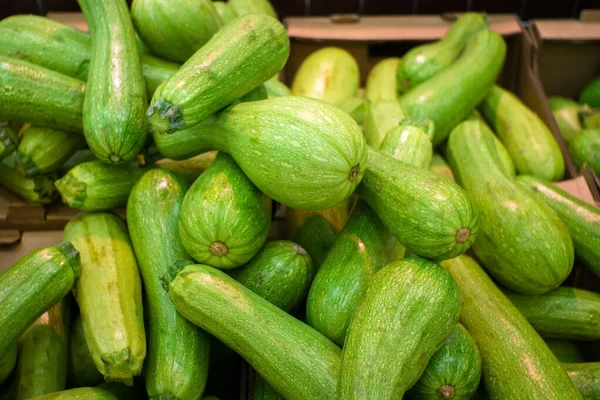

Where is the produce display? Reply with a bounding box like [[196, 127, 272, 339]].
[[0, 3, 599, 400]]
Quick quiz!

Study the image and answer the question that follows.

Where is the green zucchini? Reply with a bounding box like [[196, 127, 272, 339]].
[[153, 96, 367, 210], [68, 314, 103, 387], [447, 120, 574, 294], [379, 118, 434, 168], [264, 76, 292, 98], [0, 154, 58, 204], [429, 153, 455, 181], [0, 56, 84, 132], [365, 58, 401, 102], [79, 0, 148, 163], [179, 153, 271, 268], [356, 148, 478, 260], [0, 243, 80, 362], [131, 0, 221, 63], [253, 374, 285, 400], [465, 112, 516, 176], [505, 286, 600, 341], [336, 97, 366, 124], [516, 175, 600, 276], [59, 149, 98, 175], [127, 168, 211, 399], [147, 14, 289, 134], [213, 1, 238, 25], [564, 362, 600, 400], [229, 0, 277, 17], [291, 47, 359, 104], [55, 160, 146, 211], [15, 126, 85, 177], [287, 205, 347, 268], [165, 263, 341, 400], [548, 96, 583, 142], [154, 151, 217, 183], [306, 200, 386, 346], [440, 255, 582, 399], [399, 29, 506, 145], [29, 388, 117, 400], [63, 212, 146, 385], [580, 76, 600, 107], [339, 257, 460, 399], [0, 121, 18, 159], [545, 339, 585, 363], [406, 324, 481, 400], [0, 345, 17, 385], [363, 100, 407, 150], [397, 13, 487, 93], [14, 299, 69, 400], [0, 15, 180, 98], [231, 241, 313, 311], [479, 85, 565, 180], [569, 129, 600, 176], [582, 110, 600, 129]]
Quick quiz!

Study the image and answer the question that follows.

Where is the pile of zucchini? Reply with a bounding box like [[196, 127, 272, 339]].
[[0, 1, 599, 399]]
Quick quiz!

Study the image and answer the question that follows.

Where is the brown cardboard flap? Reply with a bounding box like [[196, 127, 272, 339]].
[[47, 12, 88, 32], [0, 231, 64, 273], [533, 19, 600, 41], [555, 176, 597, 206], [285, 14, 521, 41]]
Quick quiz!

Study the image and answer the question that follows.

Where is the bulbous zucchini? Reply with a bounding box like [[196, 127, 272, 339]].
[[379, 118, 434, 168], [179, 153, 271, 268], [63, 212, 146, 385], [365, 58, 401, 102]]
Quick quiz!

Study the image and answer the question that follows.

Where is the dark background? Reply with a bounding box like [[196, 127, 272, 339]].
[[2, 0, 600, 20]]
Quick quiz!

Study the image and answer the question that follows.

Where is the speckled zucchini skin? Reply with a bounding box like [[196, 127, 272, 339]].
[[306, 201, 386, 346], [564, 362, 600, 400], [166, 263, 341, 400], [366, 58, 401, 102], [379, 118, 434, 168], [447, 120, 574, 294], [179, 153, 271, 269], [147, 14, 289, 134], [0, 243, 80, 362], [131, 0, 221, 63], [128, 168, 211, 399], [339, 257, 460, 399], [78, 0, 148, 163], [440, 255, 582, 400], [63, 213, 146, 385]]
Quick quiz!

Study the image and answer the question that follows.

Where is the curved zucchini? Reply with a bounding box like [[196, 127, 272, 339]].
[[479, 85, 565, 181], [516, 175, 600, 276], [545, 339, 585, 363], [0, 56, 84, 132], [306, 201, 386, 346], [447, 120, 574, 294], [213, 1, 237, 25], [14, 299, 69, 400], [128, 168, 211, 399], [366, 58, 401, 102], [179, 153, 271, 268], [0, 243, 80, 362], [505, 286, 600, 341], [0, 122, 18, 160], [154, 151, 217, 183], [78, 0, 148, 163], [397, 13, 487, 93], [63, 213, 146, 385], [131, 0, 221, 63], [429, 153, 455, 181], [0, 345, 17, 385], [0, 15, 180, 98], [564, 362, 600, 400], [406, 324, 481, 400], [579, 76, 600, 107], [147, 14, 289, 134], [28, 388, 117, 400], [339, 257, 461, 399], [55, 160, 146, 211], [363, 100, 406, 150], [569, 129, 600, 176], [0, 155, 58, 204], [291, 47, 359, 104], [399, 29, 506, 144], [229, 0, 277, 18], [165, 263, 341, 400], [231, 241, 313, 311], [15, 126, 85, 177], [68, 314, 103, 387], [548, 96, 583, 142], [379, 118, 434, 168], [440, 255, 582, 399], [356, 148, 478, 260]]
